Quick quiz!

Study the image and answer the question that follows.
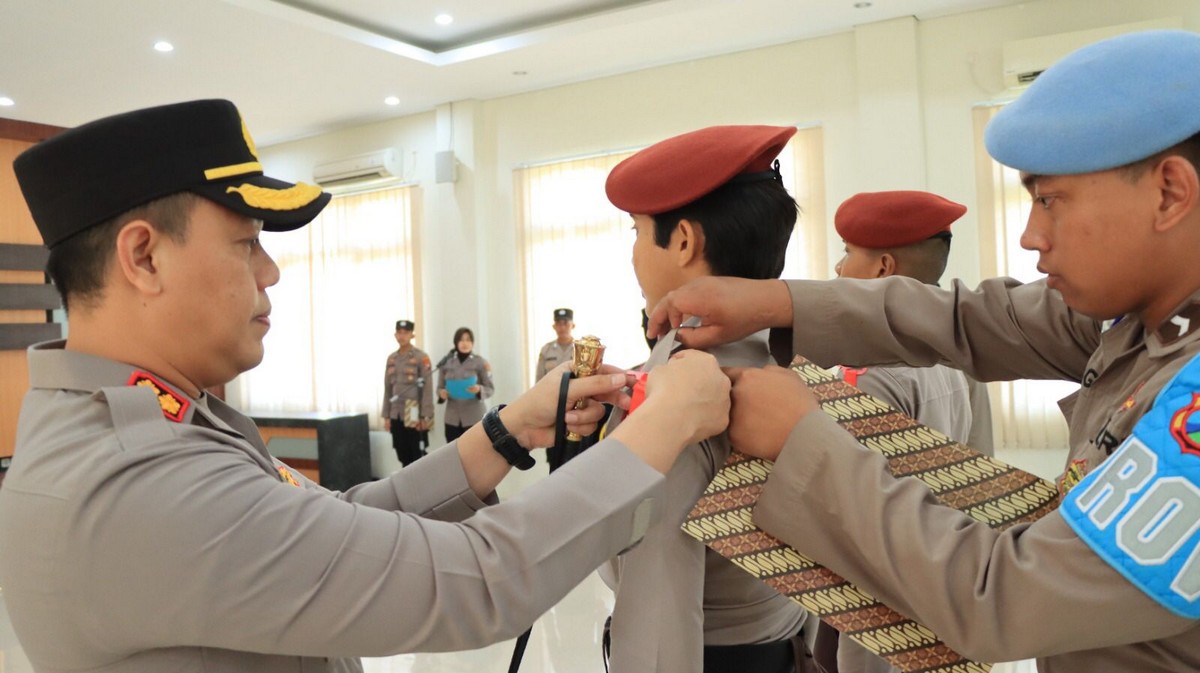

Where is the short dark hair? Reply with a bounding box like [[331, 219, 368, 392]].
[[651, 179, 798, 280], [46, 192, 197, 311], [886, 235, 952, 285]]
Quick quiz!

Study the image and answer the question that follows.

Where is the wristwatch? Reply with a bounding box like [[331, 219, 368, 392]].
[[482, 405, 535, 470]]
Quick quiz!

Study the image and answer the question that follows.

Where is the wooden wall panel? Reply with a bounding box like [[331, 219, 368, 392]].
[[0, 122, 64, 460]]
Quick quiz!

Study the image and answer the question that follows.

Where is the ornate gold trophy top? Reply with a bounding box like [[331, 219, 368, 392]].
[[572, 335, 605, 377], [567, 336, 605, 441]]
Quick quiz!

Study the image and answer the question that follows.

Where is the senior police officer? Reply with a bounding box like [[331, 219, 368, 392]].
[[647, 31, 1200, 672], [536, 308, 575, 382], [382, 319, 433, 465], [0, 99, 734, 673]]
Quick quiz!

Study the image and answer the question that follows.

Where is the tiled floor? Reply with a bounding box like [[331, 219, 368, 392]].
[[1, 449, 1057, 673]]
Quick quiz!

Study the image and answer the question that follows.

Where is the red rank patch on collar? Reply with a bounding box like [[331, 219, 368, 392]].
[[127, 371, 190, 423]]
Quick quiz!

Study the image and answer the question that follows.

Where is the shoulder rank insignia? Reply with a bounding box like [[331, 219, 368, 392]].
[[1061, 353, 1200, 618], [127, 371, 190, 422], [277, 465, 301, 487]]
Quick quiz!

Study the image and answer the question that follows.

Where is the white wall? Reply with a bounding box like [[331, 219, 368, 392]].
[[254, 0, 1200, 422]]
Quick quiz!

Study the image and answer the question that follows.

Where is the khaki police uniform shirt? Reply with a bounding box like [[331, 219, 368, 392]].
[[536, 339, 574, 382], [754, 277, 1200, 673], [0, 341, 666, 673], [604, 332, 808, 673], [852, 364, 994, 457], [382, 345, 433, 424], [437, 353, 494, 426]]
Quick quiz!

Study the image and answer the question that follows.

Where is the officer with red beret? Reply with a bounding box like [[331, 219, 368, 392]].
[[602, 124, 810, 673], [821, 190, 994, 673]]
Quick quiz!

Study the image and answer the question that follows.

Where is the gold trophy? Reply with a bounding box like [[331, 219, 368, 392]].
[[566, 335, 605, 441]]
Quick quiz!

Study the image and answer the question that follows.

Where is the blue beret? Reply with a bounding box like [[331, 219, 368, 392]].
[[985, 30, 1200, 175]]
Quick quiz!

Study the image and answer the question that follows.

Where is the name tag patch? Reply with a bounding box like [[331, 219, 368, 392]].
[[1062, 356, 1200, 617]]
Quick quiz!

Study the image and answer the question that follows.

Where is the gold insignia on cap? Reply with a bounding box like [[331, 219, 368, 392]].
[[225, 182, 323, 210], [204, 161, 264, 181], [127, 371, 190, 423], [241, 117, 261, 161], [201, 116, 264, 181]]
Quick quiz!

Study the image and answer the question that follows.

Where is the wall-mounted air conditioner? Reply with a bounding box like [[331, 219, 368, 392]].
[[313, 148, 400, 187], [1002, 17, 1182, 90]]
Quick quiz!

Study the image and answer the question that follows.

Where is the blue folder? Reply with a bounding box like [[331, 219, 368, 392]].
[[446, 375, 478, 400]]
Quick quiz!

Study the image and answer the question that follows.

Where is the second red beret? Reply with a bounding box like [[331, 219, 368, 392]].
[[835, 190, 966, 249]]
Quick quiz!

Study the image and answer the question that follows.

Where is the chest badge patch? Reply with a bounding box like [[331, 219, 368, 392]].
[[1170, 393, 1200, 458], [1058, 459, 1089, 496], [127, 371, 190, 422]]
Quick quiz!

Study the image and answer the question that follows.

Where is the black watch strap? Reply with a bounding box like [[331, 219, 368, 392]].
[[482, 405, 535, 470]]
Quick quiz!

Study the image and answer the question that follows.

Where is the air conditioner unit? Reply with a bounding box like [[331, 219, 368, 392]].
[[1002, 18, 1182, 90], [313, 149, 400, 187]]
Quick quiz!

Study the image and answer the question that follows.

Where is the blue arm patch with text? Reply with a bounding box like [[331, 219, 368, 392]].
[[1061, 354, 1200, 618]]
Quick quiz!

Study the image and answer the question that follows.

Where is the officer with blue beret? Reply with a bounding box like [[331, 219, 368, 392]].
[[0, 98, 734, 673], [645, 30, 1200, 672]]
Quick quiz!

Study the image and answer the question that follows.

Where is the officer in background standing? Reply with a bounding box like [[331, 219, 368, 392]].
[[436, 327, 494, 442], [536, 308, 575, 382], [382, 319, 433, 466]]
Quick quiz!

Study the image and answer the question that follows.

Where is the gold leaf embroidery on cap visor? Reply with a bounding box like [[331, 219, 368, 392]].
[[225, 182, 323, 210]]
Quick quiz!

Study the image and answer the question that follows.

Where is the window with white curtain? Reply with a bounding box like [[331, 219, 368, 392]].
[[232, 186, 420, 427], [514, 126, 827, 385], [973, 105, 1076, 450]]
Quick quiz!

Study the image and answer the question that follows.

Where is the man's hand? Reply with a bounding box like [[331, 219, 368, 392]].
[[438, 389, 449, 401], [725, 365, 819, 461], [383, 418, 391, 431], [608, 350, 731, 474], [645, 277, 794, 350], [500, 362, 635, 449]]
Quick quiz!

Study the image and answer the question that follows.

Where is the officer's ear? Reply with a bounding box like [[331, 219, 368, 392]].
[[114, 219, 165, 296], [1154, 154, 1199, 233], [876, 252, 897, 279], [673, 218, 707, 269]]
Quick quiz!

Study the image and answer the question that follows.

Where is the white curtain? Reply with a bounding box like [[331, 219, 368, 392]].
[[974, 105, 1076, 450], [514, 127, 827, 384], [232, 186, 420, 427]]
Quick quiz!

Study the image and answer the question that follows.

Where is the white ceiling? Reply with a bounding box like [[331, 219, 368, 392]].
[[0, 0, 1024, 146]]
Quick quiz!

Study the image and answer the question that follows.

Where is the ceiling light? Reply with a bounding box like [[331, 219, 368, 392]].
[[384, 96, 400, 106], [0, 97, 14, 107], [154, 40, 174, 52], [435, 13, 453, 26], [854, 2, 872, 7]]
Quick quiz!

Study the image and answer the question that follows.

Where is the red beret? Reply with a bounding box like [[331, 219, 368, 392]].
[[606, 125, 797, 214], [835, 190, 966, 249]]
